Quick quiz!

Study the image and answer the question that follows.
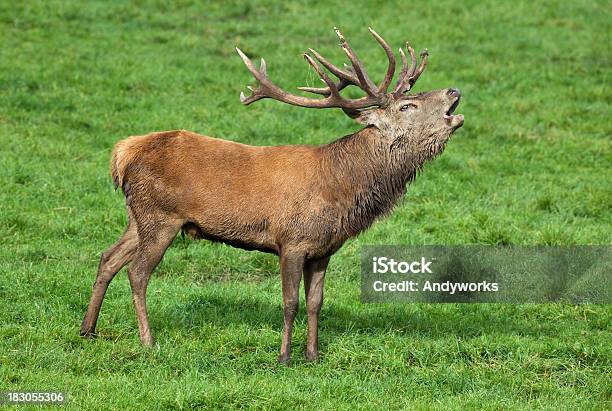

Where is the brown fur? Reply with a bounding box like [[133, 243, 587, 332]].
[[81, 87, 464, 363]]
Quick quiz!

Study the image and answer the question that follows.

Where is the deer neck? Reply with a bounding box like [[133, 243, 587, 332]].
[[318, 127, 418, 236]]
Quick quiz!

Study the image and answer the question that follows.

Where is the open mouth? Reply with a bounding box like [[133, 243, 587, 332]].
[[444, 96, 464, 128], [446, 96, 460, 117]]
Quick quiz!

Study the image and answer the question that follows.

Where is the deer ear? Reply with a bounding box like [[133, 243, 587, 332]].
[[344, 108, 384, 128]]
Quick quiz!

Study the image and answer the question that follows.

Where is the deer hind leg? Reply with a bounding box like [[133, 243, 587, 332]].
[[80, 215, 139, 338], [127, 218, 182, 346]]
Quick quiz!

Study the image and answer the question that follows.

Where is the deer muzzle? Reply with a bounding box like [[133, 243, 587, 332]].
[[444, 88, 464, 129]]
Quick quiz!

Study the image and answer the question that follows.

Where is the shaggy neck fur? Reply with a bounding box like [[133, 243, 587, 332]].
[[318, 126, 441, 238]]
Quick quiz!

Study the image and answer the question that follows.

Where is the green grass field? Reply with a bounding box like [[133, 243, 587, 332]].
[[0, 1, 610, 409]]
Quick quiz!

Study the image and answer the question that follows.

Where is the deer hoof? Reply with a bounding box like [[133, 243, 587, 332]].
[[139, 334, 155, 347], [79, 329, 97, 339], [305, 351, 320, 362], [277, 353, 291, 365]]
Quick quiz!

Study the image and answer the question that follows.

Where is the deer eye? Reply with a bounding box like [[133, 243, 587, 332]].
[[400, 103, 418, 111]]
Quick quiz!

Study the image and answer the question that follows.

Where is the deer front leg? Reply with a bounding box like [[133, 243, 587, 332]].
[[303, 256, 330, 362], [277, 250, 305, 364]]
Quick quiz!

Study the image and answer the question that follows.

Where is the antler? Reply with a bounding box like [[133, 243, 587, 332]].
[[236, 28, 387, 110], [237, 27, 428, 111]]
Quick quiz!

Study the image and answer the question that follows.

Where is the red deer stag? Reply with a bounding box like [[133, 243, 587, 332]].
[[80, 27, 464, 363]]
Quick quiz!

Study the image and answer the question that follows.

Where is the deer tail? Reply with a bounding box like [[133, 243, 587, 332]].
[[110, 137, 140, 192]]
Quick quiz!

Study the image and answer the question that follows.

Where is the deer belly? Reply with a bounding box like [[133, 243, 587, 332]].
[[181, 218, 278, 255]]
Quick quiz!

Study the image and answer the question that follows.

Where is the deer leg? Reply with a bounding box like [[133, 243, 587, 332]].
[[303, 256, 330, 362], [80, 220, 138, 337], [127, 221, 180, 346], [277, 250, 305, 364]]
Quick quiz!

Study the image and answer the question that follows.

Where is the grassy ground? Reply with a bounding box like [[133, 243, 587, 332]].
[[0, 0, 610, 409]]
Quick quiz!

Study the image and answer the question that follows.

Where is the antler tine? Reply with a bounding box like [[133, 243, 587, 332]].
[[308, 48, 359, 86], [335, 27, 378, 97], [408, 49, 429, 88], [298, 65, 357, 96], [303, 53, 339, 97], [368, 27, 396, 93], [297, 78, 351, 96], [392, 42, 417, 96], [236, 47, 268, 104]]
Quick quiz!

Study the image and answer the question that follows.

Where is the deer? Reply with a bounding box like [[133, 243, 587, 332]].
[[80, 27, 464, 364]]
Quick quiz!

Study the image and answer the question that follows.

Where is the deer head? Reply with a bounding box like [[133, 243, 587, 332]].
[[236, 27, 464, 160]]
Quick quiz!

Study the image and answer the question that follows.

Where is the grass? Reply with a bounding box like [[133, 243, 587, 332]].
[[0, 0, 610, 409]]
